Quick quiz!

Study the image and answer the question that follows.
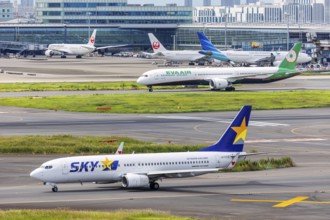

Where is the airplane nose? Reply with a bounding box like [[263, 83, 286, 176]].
[[136, 76, 144, 84], [30, 168, 43, 181]]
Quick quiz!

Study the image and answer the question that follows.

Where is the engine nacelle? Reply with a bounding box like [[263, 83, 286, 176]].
[[45, 49, 54, 57], [122, 173, 149, 188], [209, 78, 229, 90]]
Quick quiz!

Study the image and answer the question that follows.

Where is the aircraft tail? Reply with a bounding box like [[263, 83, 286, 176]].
[[278, 42, 302, 70], [147, 33, 167, 53], [199, 106, 252, 152], [197, 32, 220, 52], [87, 29, 97, 46]]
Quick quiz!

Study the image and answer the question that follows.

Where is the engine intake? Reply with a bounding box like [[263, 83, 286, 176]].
[[45, 50, 54, 57], [122, 173, 149, 188], [209, 78, 229, 90]]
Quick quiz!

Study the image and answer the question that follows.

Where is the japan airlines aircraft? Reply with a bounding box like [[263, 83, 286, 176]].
[[31, 106, 253, 192], [45, 29, 125, 58], [137, 42, 302, 92], [198, 32, 311, 66], [147, 33, 208, 65]]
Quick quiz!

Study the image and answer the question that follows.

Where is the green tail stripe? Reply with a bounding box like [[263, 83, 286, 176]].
[[278, 42, 302, 70]]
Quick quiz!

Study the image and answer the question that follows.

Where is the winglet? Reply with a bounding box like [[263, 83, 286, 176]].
[[278, 42, 302, 70], [199, 106, 252, 152], [87, 29, 97, 46], [226, 153, 240, 169], [147, 33, 167, 53], [115, 142, 124, 155]]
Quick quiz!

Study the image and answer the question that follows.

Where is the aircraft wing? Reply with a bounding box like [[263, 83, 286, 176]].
[[96, 44, 128, 50], [49, 48, 72, 55], [247, 53, 276, 65], [146, 168, 220, 178]]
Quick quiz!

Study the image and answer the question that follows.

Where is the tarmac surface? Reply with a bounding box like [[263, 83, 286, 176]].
[[0, 56, 330, 219], [0, 107, 330, 219]]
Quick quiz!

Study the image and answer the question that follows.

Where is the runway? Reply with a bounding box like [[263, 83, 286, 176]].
[[1, 57, 330, 219], [0, 107, 330, 219]]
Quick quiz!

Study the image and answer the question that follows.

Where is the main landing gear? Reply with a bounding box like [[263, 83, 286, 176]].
[[61, 55, 67, 58], [225, 87, 236, 91], [76, 55, 82, 58], [148, 86, 153, 92], [150, 182, 159, 190]]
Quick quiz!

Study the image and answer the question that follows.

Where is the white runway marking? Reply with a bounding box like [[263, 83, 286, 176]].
[[246, 138, 327, 143], [145, 116, 289, 127]]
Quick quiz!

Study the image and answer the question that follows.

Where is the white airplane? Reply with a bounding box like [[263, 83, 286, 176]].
[[137, 42, 302, 92], [45, 29, 125, 58], [31, 106, 253, 192], [147, 33, 209, 65], [198, 32, 311, 66]]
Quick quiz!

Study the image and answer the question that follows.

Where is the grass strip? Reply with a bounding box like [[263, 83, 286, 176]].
[[0, 90, 330, 113], [0, 81, 197, 92], [226, 157, 295, 172], [0, 209, 193, 220], [0, 135, 203, 154]]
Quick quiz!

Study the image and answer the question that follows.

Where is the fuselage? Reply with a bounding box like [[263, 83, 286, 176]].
[[159, 50, 206, 62], [30, 151, 239, 184], [48, 44, 95, 56], [137, 66, 298, 86], [222, 50, 311, 64]]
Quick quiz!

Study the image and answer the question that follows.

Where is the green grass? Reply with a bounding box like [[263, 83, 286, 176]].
[[227, 157, 295, 172], [0, 82, 200, 92], [0, 135, 204, 154], [0, 82, 143, 92], [0, 209, 193, 220], [0, 90, 330, 113]]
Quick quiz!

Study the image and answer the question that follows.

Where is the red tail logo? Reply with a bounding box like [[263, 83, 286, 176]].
[[90, 37, 95, 44], [152, 41, 160, 49]]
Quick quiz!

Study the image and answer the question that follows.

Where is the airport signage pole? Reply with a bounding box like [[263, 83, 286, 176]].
[[285, 12, 290, 51]]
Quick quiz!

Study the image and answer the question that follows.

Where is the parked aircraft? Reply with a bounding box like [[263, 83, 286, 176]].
[[147, 33, 209, 65], [45, 29, 125, 58], [31, 106, 253, 192], [198, 32, 311, 66], [137, 42, 302, 92]]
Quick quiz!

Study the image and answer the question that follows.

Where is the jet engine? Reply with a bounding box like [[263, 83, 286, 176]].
[[122, 173, 149, 188], [209, 78, 229, 90], [45, 50, 54, 57]]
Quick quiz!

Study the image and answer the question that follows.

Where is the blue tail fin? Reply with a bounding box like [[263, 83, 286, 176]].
[[199, 106, 252, 152], [197, 32, 220, 52]]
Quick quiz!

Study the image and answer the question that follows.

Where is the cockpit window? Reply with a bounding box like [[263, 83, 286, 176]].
[[45, 165, 53, 169], [144, 75, 148, 77]]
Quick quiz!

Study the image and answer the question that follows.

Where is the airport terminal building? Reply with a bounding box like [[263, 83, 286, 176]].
[[0, 0, 330, 61]]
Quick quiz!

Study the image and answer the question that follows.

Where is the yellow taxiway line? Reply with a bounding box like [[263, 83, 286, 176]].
[[232, 196, 330, 208]]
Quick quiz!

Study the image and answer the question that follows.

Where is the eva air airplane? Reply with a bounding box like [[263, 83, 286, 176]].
[[31, 106, 253, 192], [137, 42, 302, 92]]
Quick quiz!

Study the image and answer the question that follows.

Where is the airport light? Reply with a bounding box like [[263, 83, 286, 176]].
[[87, 12, 92, 37], [284, 12, 290, 51], [171, 34, 176, 50], [63, 24, 67, 43], [224, 13, 228, 49]]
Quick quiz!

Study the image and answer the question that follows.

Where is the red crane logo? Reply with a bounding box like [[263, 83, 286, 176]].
[[152, 41, 160, 49]]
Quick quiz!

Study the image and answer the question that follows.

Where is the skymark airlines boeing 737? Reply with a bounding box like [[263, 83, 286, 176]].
[[31, 106, 253, 192]]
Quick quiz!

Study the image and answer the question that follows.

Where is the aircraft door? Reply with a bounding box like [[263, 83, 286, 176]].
[[215, 155, 221, 168], [62, 161, 69, 175]]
